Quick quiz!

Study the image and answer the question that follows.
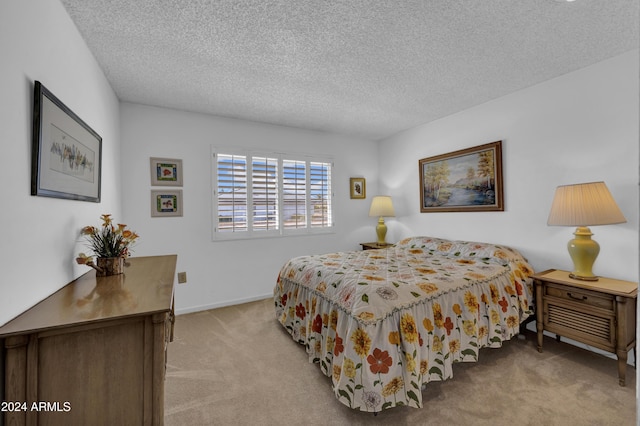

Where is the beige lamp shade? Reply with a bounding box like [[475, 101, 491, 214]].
[[547, 181, 626, 226], [547, 181, 625, 281], [369, 196, 396, 218]]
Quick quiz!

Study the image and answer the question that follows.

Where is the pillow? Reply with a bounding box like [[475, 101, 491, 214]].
[[395, 236, 528, 263]]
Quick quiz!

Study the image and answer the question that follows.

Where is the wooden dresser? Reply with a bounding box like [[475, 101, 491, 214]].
[[0, 255, 177, 426]]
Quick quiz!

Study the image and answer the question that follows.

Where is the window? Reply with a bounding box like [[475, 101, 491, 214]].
[[309, 161, 332, 228], [282, 160, 306, 230], [213, 148, 333, 240], [252, 156, 279, 231], [216, 154, 247, 232]]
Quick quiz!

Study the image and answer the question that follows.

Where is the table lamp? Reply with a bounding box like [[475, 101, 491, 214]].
[[547, 181, 626, 281], [369, 196, 395, 244]]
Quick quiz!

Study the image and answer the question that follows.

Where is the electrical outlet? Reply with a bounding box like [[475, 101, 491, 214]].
[[177, 272, 187, 284]]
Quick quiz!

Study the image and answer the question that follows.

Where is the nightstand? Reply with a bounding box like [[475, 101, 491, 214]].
[[360, 242, 394, 250], [532, 269, 637, 386]]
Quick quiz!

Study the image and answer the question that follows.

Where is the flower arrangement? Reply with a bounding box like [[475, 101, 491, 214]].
[[76, 214, 139, 270]]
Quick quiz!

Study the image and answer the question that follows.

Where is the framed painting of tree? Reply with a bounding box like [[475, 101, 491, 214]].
[[419, 141, 503, 213]]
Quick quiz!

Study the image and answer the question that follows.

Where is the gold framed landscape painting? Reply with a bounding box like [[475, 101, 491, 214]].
[[419, 141, 503, 213]]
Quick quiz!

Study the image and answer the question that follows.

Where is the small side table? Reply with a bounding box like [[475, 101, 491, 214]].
[[532, 269, 637, 386], [360, 242, 394, 250]]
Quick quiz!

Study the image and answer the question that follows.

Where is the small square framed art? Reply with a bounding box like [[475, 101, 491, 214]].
[[151, 190, 183, 217], [150, 157, 183, 186]]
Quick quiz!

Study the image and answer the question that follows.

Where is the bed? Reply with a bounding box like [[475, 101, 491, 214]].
[[273, 236, 535, 412]]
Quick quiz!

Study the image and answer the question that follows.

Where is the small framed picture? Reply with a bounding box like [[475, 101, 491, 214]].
[[350, 177, 366, 199], [150, 157, 183, 186], [151, 190, 183, 217]]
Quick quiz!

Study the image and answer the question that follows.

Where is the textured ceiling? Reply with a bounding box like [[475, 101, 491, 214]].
[[60, 0, 639, 141]]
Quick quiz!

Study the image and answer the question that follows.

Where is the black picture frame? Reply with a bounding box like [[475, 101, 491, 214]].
[[31, 81, 102, 202]]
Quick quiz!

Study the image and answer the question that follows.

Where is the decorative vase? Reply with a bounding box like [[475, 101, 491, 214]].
[[95, 257, 125, 276]]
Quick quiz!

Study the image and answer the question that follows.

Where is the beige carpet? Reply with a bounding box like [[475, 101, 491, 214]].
[[165, 298, 636, 426]]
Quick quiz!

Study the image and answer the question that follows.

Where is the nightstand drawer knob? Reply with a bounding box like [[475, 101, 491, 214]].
[[567, 293, 587, 301]]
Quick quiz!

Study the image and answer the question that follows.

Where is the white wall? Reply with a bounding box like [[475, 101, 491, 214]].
[[379, 50, 639, 283], [120, 104, 379, 313], [0, 0, 121, 326], [2, 1, 636, 330]]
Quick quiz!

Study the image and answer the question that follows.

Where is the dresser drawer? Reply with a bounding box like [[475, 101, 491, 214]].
[[543, 298, 616, 351], [545, 283, 614, 312]]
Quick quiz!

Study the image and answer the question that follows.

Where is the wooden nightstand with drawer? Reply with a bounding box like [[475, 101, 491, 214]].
[[532, 269, 637, 386], [360, 242, 394, 250]]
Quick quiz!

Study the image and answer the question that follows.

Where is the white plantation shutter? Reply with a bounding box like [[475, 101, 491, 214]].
[[310, 161, 332, 228], [282, 160, 307, 230], [216, 154, 247, 232], [252, 156, 278, 231], [213, 148, 333, 240]]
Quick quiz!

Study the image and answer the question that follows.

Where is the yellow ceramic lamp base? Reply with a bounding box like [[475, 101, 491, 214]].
[[376, 217, 388, 244], [567, 226, 600, 281]]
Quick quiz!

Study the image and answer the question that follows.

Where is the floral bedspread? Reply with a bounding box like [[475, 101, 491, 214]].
[[274, 236, 534, 412]]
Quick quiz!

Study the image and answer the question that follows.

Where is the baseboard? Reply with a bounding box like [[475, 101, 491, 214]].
[[175, 293, 273, 316]]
